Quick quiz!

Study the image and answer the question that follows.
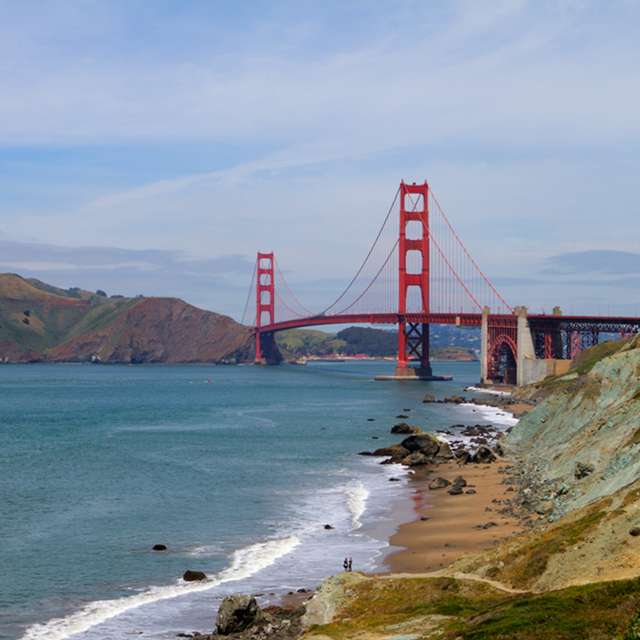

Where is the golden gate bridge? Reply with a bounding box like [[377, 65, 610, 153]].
[[242, 181, 640, 386]]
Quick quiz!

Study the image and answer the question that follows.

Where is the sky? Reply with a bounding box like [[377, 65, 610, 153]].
[[1, 0, 640, 322]]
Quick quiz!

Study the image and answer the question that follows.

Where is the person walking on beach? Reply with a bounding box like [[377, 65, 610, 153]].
[[348, 558, 352, 571], [343, 558, 348, 571]]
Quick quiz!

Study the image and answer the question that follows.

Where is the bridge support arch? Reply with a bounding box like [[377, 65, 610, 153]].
[[481, 307, 535, 386], [481, 307, 579, 386]]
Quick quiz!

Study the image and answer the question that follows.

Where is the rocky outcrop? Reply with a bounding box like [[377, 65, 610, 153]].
[[191, 594, 309, 640], [217, 595, 265, 634], [391, 422, 422, 435], [301, 572, 367, 627], [401, 433, 441, 457], [435, 337, 640, 594]]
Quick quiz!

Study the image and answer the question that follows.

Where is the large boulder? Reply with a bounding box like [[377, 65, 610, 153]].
[[370, 444, 408, 457], [391, 422, 422, 435], [216, 595, 265, 635], [429, 477, 451, 489], [401, 433, 440, 457], [436, 441, 455, 460], [183, 570, 207, 581], [471, 445, 497, 464], [388, 447, 411, 462], [402, 452, 428, 466], [423, 393, 436, 403]]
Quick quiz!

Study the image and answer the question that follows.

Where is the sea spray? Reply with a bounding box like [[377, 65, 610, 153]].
[[20, 537, 300, 640], [345, 483, 368, 529]]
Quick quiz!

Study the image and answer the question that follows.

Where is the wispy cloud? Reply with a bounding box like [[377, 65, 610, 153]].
[[0, 239, 255, 317], [1, 2, 640, 319], [540, 251, 640, 277]]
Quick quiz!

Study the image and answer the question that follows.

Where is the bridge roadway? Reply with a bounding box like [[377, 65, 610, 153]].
[[254, 312, 640, 386], [255, 312, 640, 334], [255, 312, 483, 333]]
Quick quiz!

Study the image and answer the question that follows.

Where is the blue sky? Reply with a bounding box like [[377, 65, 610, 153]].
[[1, 0, 640, 321]]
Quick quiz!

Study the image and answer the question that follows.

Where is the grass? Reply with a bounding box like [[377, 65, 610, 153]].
[[499, 505, 610, 589], [622, 487, 640, 508], [304, 577, 640, 640], [571, 339, 630, 376], [0, 295, 140, 356], [451, 579, 640, 640]]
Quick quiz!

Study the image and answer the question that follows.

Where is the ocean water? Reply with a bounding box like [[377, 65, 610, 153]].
[[0, 360, 510, 640]]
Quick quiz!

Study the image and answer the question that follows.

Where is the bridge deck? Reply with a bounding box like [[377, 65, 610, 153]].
[[254, 313, 640, 335]]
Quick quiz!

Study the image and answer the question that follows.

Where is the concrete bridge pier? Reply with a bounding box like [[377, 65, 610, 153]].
[[480, 306, 570, 387]]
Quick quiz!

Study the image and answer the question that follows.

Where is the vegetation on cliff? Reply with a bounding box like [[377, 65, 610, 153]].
[[301, 572, 640, 640]]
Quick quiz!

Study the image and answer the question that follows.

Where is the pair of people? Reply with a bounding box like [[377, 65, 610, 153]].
[[343, 557, 352, 571]]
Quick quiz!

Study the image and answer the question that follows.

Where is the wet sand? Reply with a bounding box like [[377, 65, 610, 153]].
[[382, 460, 521, 574]]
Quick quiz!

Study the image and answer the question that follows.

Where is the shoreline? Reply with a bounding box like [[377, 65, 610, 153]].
[[245, 396, 531, 628], [380, 460, 522, 575], [368, 396, 530, 577]]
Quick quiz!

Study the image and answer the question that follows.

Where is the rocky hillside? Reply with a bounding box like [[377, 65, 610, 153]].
[[506, 336, 640, 516], [0, 273, 254, 364], [444, 335, 640, 594]]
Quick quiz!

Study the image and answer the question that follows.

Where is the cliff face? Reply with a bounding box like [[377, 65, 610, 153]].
[[45, 297, 255, 364], [505, 337, 640, 515], [0, 273, 255, 364]]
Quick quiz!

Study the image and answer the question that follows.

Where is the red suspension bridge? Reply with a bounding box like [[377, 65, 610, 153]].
[[242, 181, 640, 386]]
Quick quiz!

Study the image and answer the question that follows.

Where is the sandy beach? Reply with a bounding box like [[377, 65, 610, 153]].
[[382, 459, 522, 574]]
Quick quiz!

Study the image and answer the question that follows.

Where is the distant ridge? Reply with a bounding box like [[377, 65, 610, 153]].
[[0, 273, 254, 364]]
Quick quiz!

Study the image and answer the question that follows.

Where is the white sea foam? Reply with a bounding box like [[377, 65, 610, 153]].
[[20, 536, 300, 640], [344, 483, 368, 529], [464, 403, 519, 428], [464, 386, 511, 396]]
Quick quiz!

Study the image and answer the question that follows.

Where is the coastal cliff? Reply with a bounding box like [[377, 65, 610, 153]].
[[45, 297, 254, 364], [0, 273, 254, 363]]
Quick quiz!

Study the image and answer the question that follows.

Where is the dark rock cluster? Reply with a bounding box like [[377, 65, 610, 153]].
[[361, 416, 507, 469], [359, 432, 449, 467], [180, 594, 308, 640]]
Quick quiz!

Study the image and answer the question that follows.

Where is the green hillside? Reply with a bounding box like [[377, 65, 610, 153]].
[[0, 273, 141, 356], [0, 273, 253, 364], [275, 325, 478, 360]]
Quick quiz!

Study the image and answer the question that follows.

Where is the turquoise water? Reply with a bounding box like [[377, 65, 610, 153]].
[[0, 361, 489, 640]]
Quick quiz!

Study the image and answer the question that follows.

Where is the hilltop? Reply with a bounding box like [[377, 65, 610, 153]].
[[0, 273, 254, 364]]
